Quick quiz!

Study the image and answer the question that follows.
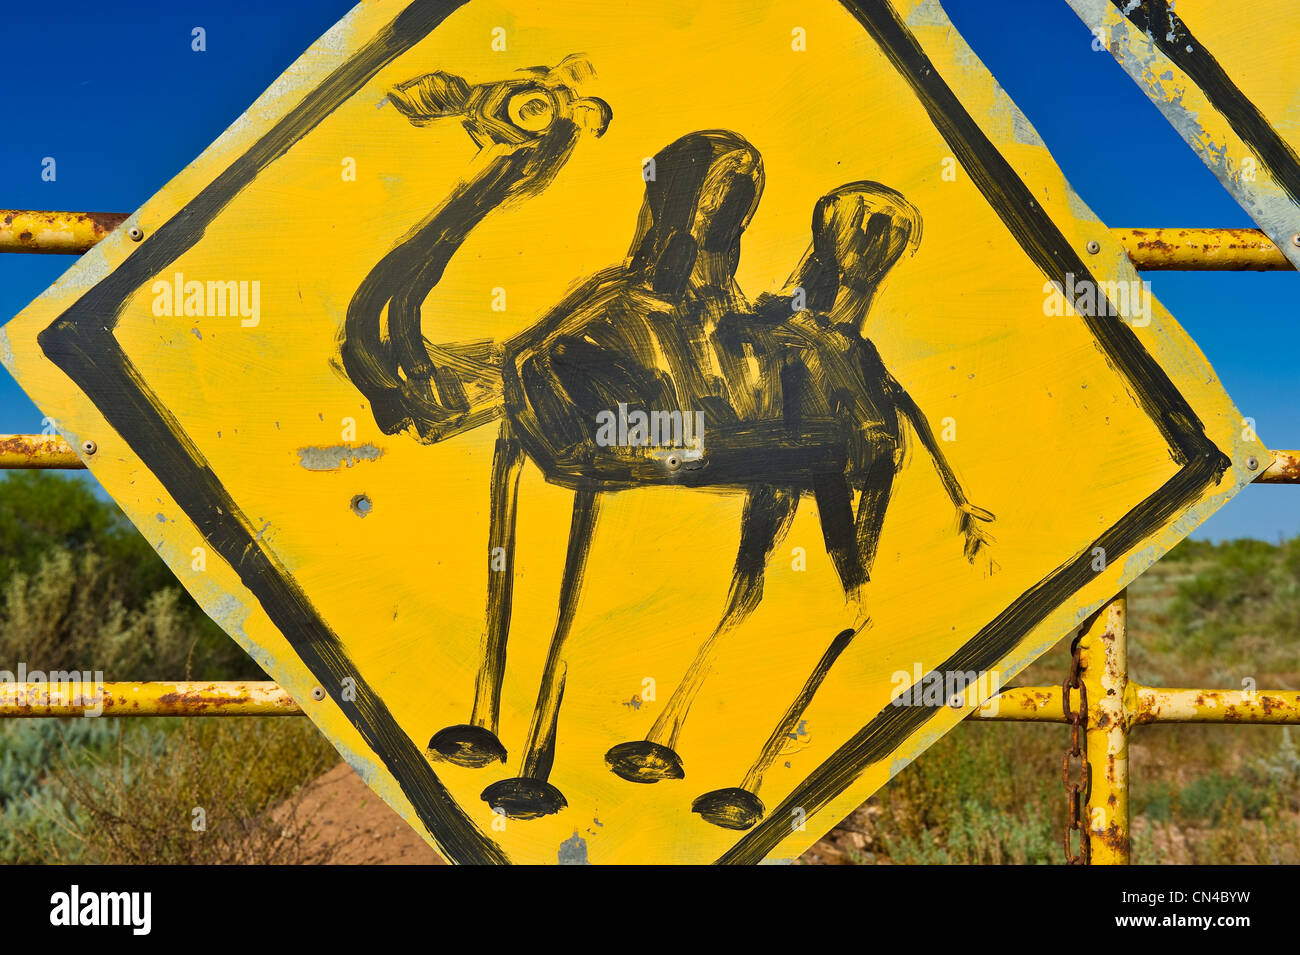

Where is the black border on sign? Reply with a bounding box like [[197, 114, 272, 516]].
[[33, 0, 1228, 866]]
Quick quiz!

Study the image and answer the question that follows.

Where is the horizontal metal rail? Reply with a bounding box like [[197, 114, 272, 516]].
[[9, 680, 1281, 721], [5, 670, 1296, 723], [11, 435, 1300, 480], [1255, 449, 1300, 484], [0, 681, 301, 717], [0, 210, 128, 254], [1, 210, 1296, 270], [971, 684, 1300, 724], [0, 434, 86, 468], [1110, 227, 1294, 271]]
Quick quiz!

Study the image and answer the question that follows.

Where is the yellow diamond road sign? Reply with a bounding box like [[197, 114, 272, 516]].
[[2, 0, 1267, 864]]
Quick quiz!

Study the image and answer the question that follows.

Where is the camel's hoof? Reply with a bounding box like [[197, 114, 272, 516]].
[[482, 777, 568, 820], [604, 741, 685, 783], [692, 787, 765, 830], [427, 724, 507, 768]]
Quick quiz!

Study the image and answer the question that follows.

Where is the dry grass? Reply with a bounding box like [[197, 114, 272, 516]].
[[4, 717, 348, 865]]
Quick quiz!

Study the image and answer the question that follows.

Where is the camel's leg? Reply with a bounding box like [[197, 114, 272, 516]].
[[693, 625, 860, 830], [693, 462, 895, 829], [482, 488, 600, 819], [854, 452, 899, 581], [812, 470, 869, 599], [426, 422, 524, 768], [473, 423, 527, 731], [605, 485, 799, 784]]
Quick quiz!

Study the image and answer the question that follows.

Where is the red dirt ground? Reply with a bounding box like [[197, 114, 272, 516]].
[[296, 761, 848, 864]]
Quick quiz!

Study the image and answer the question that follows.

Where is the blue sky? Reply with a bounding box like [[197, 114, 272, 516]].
[[0, 0, 1294, 541]]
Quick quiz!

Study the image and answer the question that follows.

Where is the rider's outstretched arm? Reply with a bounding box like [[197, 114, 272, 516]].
[[883, 368, 995, 567], [885, 372, 967, 508]]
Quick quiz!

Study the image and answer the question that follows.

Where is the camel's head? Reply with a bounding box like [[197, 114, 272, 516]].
[[388, 55, 612, 149]]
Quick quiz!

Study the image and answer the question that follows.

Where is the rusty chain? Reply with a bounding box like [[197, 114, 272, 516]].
[[1062, 632, 1091, 865]]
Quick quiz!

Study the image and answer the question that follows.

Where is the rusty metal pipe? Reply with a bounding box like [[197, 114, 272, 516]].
[[973, 683, 1300, 725], [2, 432, 1297, 486], [1133, 687, 1300, 725], [0, 681, 302, 716], [0, 434, 84, 468], [1257, 450, 1300, 484], [0, 210, 129, 254], [971, 686, 1064, 721], [1077, 595, 1129, 864], [3, 212, 1294, 271], [1114, 227, 1294, 271]]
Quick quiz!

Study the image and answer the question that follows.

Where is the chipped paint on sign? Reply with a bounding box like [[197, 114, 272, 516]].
[[1068, 0, 1300, 269], [297, 443, 385, 470]]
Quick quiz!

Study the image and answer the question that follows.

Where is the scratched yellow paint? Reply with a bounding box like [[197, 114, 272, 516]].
[[1171, 0, 1300, 130], [0, 0, 1266, 864], [1087, 0, 1300, 157], [1069, 0, 1300, 270]]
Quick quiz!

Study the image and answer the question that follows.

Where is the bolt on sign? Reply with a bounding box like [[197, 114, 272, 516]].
[[1068, 0, 1300, 270], [1, 0, 1268, 864]]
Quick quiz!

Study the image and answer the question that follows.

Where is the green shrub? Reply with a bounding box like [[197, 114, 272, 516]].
[[4, 718, 342, 864], [1176, 771, 1273, 824], [1160, 537, 1300, 670], [866, 721, 1062, 863], [1133, 780, 1175, 823], [882, 799, 1054, 864], [0, 473, 350, 864], [0, 472, 260, 680]]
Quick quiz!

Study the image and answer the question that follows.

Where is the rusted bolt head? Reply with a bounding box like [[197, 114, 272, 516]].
[[1246, 456, 1259, 471], [127, 226, 144, 242], [80, 439, 97, 456], [310, 686, 326, 701], [1085, 240, 1101, 254]]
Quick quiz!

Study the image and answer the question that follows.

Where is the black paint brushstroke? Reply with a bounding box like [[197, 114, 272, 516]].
[[740, 626, 860, 794], [340, 58, 614, 773], [482, 490, 597, 819], [474, 423, 525, 734], [519, 491, 599, 783], [712, 0, 1230, 865], [641, 484, 800, 751], [812, 471, 867, 592], [485, 143, 985, 805], [693, 626, 858, 830], [36, 0, 513, 865], [341, 60, 612, 442], [1111, 0, 1300, 208]]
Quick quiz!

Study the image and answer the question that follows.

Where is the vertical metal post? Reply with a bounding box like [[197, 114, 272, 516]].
[[1078, 592, 1130, 864]]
